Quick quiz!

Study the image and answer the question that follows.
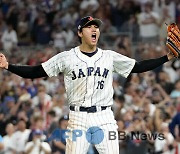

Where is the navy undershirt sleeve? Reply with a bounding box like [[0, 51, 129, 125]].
[[7, 64, 48, 79], [131, 55, 169, 73]]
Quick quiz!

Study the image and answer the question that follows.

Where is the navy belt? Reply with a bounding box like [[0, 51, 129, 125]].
[[69, 106, 108, 113]]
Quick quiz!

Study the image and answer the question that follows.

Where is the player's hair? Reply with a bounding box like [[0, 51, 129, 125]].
[[78, 29, 82, 44]]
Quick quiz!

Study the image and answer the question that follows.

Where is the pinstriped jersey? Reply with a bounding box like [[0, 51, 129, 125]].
[[42, 46, 135, 107]]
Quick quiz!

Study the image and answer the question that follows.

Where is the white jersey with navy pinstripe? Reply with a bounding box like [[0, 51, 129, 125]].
[[42, 46, 135, 107]]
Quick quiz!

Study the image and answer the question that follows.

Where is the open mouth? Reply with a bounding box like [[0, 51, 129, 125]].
[[92, 34, 96, 41]]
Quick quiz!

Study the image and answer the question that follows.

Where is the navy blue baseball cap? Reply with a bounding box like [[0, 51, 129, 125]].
[[77, 16, 102, 31]]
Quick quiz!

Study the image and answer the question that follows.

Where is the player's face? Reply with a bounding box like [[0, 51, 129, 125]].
[[79, 24, 100, 47]]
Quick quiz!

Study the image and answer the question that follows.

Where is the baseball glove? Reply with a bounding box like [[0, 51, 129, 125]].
[[166, 23, 180, 58]]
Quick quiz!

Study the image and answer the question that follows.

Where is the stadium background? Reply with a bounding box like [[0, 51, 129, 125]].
[[0, 0, 180, 153]]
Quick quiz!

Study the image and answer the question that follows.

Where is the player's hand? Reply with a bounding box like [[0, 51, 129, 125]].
[[0, 53, 8, 69], [167, 52, 175, 60]]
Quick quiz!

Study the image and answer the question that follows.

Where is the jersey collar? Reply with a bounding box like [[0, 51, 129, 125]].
[[75, 46, 103, 63]]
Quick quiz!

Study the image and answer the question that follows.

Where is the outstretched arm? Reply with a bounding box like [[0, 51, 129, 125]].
[[0, 53, 47, 79], [131, 53, 174, 73], [8, 64, 47, 78]]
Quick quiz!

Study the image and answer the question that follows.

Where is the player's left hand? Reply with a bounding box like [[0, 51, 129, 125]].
[[167, 52, 175, 60], [166, 23, 180, 58]]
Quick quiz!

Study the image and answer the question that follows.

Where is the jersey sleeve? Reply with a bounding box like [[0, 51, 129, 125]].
[[41, 52, 66, 77], [112, 51, 135, 78]]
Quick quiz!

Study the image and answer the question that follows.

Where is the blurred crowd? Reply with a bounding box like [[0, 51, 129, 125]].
[[0, 0, 180, 154]]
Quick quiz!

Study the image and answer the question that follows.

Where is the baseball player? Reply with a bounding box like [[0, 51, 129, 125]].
[[0, 16, 175, 154]]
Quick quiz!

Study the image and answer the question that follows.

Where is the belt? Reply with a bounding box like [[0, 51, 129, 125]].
[[69, 106, 109, 113]]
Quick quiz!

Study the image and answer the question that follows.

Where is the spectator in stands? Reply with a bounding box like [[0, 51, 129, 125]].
[[114, 94, 126, 120], [51, 25, 66, 50], [1, 22, 18, 52], [10, 119, 30, 154], [51, 115, 69, 154], [32, 84, 52, 109], [22, 79, 37, 98], [157, 71, 174, 94], [51, 94, 68, 118], [80, 0, 99, 12], [154, 122, 175, 153], [143, 98, 156, 117], [32, 14, 51, 45], [2, 123, 15, 154], [47, 110, 58, 135], [32, 84, 52, 129], [169, 106, 180, 154], [1, 96, 16, 122], [170, 80, 180, 99], [5, 2, 19, 31], [28, 116, 47, 142], [138, 1, 160, 44], [17, 8, 31, 46], [25, 129, 51, 154], [169, 110, 180, 140]]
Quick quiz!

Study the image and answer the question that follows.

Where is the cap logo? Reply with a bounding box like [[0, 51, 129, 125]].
[[88, 16, 94, 21], [78, 25, 81, 30]]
